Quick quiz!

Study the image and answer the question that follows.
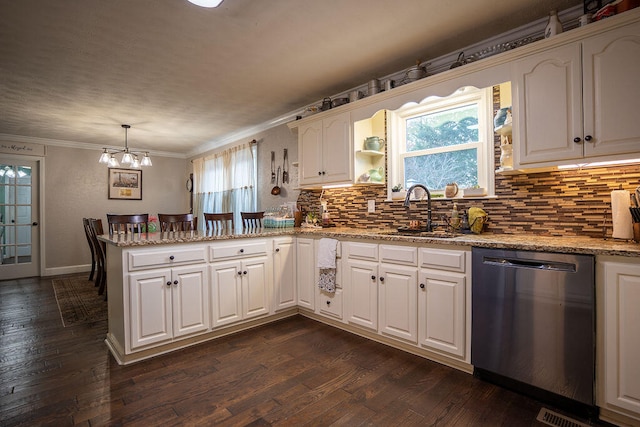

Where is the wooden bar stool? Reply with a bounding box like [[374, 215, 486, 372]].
[[203, 212, 234, 232], [241, 211, 264, 228], [82, 218, 97, 282], [88, 218, 107, 298], [107, 213, 149, 235], [158, 213, 196, 232]]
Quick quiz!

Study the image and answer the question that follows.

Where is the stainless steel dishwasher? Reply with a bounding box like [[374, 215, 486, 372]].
[[471, 248, 595, 409]]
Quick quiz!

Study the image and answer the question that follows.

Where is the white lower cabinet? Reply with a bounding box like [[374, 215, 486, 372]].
[[129, 264, 209, 351], [209, 256, 271, 328], [317, 289, 344, 320], [597, 256, 640, 425], [378, 263, 418, 343], [417, 269, 466, 358], [273, 237, 297, 311], [345, 258, 378, 331], [418, 247, 469, 360], [296, 237, 316, 310], [342, 241, 470, 363]]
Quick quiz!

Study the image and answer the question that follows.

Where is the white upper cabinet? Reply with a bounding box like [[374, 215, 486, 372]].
[[298, 111, 352, 187], [514, 43, 583, 165], [514, 20, 640, 168], [582, 21, 640, 159]]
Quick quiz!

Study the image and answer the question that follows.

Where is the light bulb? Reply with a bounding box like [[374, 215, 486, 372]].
[[99, 149, 111, 164], [121, 151, 133, 164], [141, 153, 152, 166], [108, 155, 120, 168]]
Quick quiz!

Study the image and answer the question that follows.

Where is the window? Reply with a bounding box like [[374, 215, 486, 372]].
[[192, 142, 257, 230], [389, 87, 494, 196]]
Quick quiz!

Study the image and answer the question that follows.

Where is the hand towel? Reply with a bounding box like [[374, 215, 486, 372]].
[[318, 269, 336, 294], [317, 238, 338, 269], [317, 238, 338, 293]]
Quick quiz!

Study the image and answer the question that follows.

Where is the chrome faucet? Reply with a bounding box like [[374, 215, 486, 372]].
[[404, 184, 433, 231]]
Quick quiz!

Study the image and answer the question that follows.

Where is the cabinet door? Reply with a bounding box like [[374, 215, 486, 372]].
[[242, 256, 271, 320], [379, 264, 418, 343], [129, 269, 173, 350], [418, 269, 466, 358], [172, 264, 209, 338], [299, 120, 324, 185], [210, 261, 242, 327], [322, 111, 352, 184], [296, 237, 316, 310], [273, 237, 297, 311], [317, 288, 344, 320], [582, 21, 640, 158], [514, 43, 583, 165], [603, 261, 640, 415], [345, 260, 378, 331]]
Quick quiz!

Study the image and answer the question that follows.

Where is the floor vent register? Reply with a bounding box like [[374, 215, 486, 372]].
[[536, 408, 590, 427]]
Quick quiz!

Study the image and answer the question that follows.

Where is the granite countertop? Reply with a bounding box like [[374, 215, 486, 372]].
[[97, 228, 297, 247], [98, 226, 640, 257]]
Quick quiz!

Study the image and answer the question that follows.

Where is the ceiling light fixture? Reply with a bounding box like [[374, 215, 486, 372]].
[[187, 0, 223, 8], [98, 124, 152, 168]]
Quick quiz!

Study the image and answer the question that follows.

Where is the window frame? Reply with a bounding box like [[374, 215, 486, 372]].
[[387, 86, 494, 199]]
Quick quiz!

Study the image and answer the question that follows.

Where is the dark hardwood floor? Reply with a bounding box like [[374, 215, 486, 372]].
[[0, 275, 603, 426]]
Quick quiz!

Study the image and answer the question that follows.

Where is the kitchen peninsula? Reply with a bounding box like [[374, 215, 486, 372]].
[[100, 227, 639, 424], [101, 227, 638, 359]]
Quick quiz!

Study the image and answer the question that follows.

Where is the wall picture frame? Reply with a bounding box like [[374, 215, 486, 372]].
[[108, 168, 142, 200]]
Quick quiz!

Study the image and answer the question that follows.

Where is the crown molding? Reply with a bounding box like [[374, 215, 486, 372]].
[[0, 133, 187, 159]]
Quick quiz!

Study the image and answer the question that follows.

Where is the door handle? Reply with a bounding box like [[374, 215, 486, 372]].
[[32, 222, 38, 226]]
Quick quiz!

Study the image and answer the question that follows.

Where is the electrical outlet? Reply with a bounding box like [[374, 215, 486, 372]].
[[368, 200, 375, 213]]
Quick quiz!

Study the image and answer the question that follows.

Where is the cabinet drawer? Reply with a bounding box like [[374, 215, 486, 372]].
[[318, 289, 343, 320], [380, 244, 417, 266], [128, 246, 206, 271], [209, 240, 268, 260], [346, 242, 378, 261], [419, 248, 466, 273]]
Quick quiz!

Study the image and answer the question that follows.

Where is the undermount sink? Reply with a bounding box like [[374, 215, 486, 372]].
[[382, 227, 462, 239]]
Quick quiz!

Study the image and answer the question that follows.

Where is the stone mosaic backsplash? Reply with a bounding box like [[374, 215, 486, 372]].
[[297, 84, 640, 239], [297, 164, 640, 239]]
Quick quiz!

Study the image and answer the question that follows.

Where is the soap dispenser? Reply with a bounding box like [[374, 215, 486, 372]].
[[451, 202, 460, 231], [321, 201, 329, 226]]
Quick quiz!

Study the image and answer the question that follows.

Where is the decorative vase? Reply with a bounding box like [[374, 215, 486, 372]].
[[369, 167, 384, 182], [500, 144, 513, 169]]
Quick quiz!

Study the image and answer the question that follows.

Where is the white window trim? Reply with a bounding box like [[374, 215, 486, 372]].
[[387, 86, 495, 200]]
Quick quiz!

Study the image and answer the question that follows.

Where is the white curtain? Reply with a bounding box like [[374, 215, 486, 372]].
[[193, 142, 257, 231]]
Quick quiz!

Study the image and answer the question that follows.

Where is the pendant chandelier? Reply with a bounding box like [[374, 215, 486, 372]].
[[98, 124, 152, 168]]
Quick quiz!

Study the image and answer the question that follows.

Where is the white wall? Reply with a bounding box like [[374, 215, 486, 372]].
[[254, 124, 300, 211], [44, 145, 189, 275]]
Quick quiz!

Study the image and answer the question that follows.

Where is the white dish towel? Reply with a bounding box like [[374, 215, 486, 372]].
[[317, 238, 338, 293]]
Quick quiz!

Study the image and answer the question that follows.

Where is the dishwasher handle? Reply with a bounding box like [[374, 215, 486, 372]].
[[483, 256, 577, 273]]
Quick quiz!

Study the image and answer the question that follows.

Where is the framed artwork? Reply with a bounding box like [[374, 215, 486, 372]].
[[108, 168, 142, 200]]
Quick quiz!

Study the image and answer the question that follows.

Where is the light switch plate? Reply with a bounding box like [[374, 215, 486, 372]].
[[368, 200, 375, 213]]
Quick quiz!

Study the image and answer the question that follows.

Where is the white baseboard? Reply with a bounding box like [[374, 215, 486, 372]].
[[43, 264, 91, 277]]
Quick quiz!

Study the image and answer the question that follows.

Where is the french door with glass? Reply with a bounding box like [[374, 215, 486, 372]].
[[0, 158, 40, 279]]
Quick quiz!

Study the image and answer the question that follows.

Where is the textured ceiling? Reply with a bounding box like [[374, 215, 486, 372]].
[[0, 0, 581, 157]]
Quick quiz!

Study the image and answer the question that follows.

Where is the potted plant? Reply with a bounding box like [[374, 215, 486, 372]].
[[391, 184, 406, 200]]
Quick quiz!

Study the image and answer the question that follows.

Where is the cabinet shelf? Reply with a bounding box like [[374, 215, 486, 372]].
[[356, 149, 385, 157], [494, 123, 512, 136]]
